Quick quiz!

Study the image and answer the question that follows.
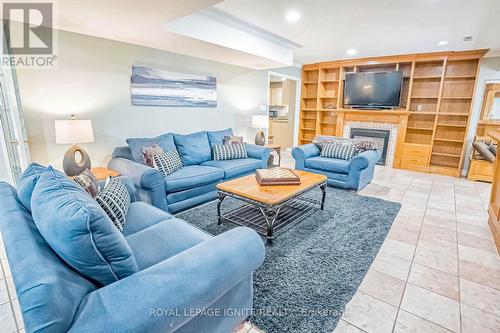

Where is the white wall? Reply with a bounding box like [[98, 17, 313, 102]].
[[463, 57, 500, 174], [16, 30, 270, 169]]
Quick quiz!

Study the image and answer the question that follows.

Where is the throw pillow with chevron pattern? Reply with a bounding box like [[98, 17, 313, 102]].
[[212, 142, 247, 160], [153, 149, 183, 176], [320, 142, 357, 160]]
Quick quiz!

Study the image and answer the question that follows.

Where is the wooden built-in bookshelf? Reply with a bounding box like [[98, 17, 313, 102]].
[[299, 49, 487, 177]]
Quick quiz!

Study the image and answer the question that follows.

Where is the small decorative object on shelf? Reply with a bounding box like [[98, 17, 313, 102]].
[[255, 167, 301, 186], [325, 104, 336, 109], [55, 115, 94, 176]]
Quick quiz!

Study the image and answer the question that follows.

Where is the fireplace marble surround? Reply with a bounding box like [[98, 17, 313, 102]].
[[334, 109, 408, 169], [344, 122, 398, 166]]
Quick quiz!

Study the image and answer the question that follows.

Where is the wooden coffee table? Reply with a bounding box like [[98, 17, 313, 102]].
[[216, 170, 327, 245]]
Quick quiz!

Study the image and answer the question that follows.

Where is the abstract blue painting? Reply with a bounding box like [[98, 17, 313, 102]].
[[131, 66, 217, 107]]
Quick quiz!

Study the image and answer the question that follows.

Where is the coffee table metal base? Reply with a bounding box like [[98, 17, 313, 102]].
[[217, 183, 326, 245]]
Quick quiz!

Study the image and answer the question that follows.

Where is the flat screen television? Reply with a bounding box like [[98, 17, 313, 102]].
[[344, 71, 403, 108]]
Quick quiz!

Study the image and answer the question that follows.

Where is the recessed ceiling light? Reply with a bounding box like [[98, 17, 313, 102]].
[[346, 48, 357, 56], [437, 40, 448, 46], [286, 10, 301, 22]]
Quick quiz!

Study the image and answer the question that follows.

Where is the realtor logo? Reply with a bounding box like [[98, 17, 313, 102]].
[[1, 2, 56, 68], [2, 2, 53, 54]]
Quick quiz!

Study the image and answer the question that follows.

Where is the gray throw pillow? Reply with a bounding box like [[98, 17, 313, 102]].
[[488, 143, 497, 157], [473, 142, 495, 163], [74, 169, 99, 198], [141, 144, 164, 167], [222, 135, 244, 145]]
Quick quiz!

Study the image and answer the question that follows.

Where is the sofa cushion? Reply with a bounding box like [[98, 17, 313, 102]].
[[122, 201, 173, 236], [126, 133, 175, 164], [207, 128, 234, 146], [305, 156, 350, 174], [0, 183, 97, 333], [201, 158, 261, 179], [303, 167, 348, 182], [16, 163, 47, 211], [166, 183, 217, 204], [173, 131, 212, 165], [31, 166, 138, 286], [164, 165, 224, 192], [126, 217, 211, 270]]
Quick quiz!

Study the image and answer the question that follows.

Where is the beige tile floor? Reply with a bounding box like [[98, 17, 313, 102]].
[[1, 156, 498, 333], [237, 154, 500, 333]]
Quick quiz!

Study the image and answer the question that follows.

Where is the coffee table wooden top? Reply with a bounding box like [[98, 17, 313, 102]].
[[217, 170, 327, 205]]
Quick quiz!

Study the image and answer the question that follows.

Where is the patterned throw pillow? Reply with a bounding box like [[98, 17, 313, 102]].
[[95, 177, 131, 231], [320, 142, 357, 160], [313, 135, 348, 148], [212, 142, 247, 160], [74, 169, 99, 198], [488, 143, 497, 157], [222, 135, 244, 145], [141, 144, 164, 167], [352, 140, 378, 153], [153, 149, 183, 176], [472, 142, 495, 163], [313, 135, 377, 153]]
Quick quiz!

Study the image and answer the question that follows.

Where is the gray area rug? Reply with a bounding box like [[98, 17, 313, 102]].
[[177, 187, 401, 333]]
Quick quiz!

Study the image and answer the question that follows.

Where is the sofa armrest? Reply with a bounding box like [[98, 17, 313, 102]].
[[292, 144, 320, 160], [70, 227, 265, 333], [245, 143, 270, 168], [349, 150, 381, 172], [108, 158, 167, 211]]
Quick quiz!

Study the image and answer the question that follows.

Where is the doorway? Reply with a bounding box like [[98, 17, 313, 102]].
[[267, 72, 300, 153]]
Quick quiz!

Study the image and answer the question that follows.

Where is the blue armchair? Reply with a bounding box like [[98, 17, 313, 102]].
[[0, 167, 265, 333], [109, 129, 270, 214], [292, 143, 381, 191]]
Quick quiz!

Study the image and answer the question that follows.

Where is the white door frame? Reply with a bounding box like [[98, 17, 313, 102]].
[[267, 71, 301, 147], [0, 118, 13, 183]]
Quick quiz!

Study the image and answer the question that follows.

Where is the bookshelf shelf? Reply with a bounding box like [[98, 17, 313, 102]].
[[299, 50, 485, 177]]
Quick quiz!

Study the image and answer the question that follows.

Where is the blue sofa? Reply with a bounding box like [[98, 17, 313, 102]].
[[292, 143, 381, 191], [109, 129, 270, 213], [0, 166, 265, 333]]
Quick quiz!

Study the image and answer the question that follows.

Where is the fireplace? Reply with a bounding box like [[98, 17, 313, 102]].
[[350, 128, 390, 165]]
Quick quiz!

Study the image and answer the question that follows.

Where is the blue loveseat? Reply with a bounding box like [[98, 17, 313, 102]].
[[0, 165, 265, 332], [292, 143, 381, 191], [109, 129, 270, 213]]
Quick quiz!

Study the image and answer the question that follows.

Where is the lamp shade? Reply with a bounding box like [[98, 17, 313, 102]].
[[251, 115, 269, 129], [55, 119, 94, 144]]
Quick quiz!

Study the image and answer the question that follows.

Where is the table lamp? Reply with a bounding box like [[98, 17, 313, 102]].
[[55, 116, 94, 176], [252, 114, 269, 146]]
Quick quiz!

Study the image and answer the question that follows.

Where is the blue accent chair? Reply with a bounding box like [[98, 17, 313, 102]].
[[292, 143, 381, 191], [0, 169, 265, 332], [109, 129, 270, 213]]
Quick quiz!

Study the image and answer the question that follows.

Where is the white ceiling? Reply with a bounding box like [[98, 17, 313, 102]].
[[50, 0, 291, 69], [46, 0, 500, 69], [216, 0, 500, 65]]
